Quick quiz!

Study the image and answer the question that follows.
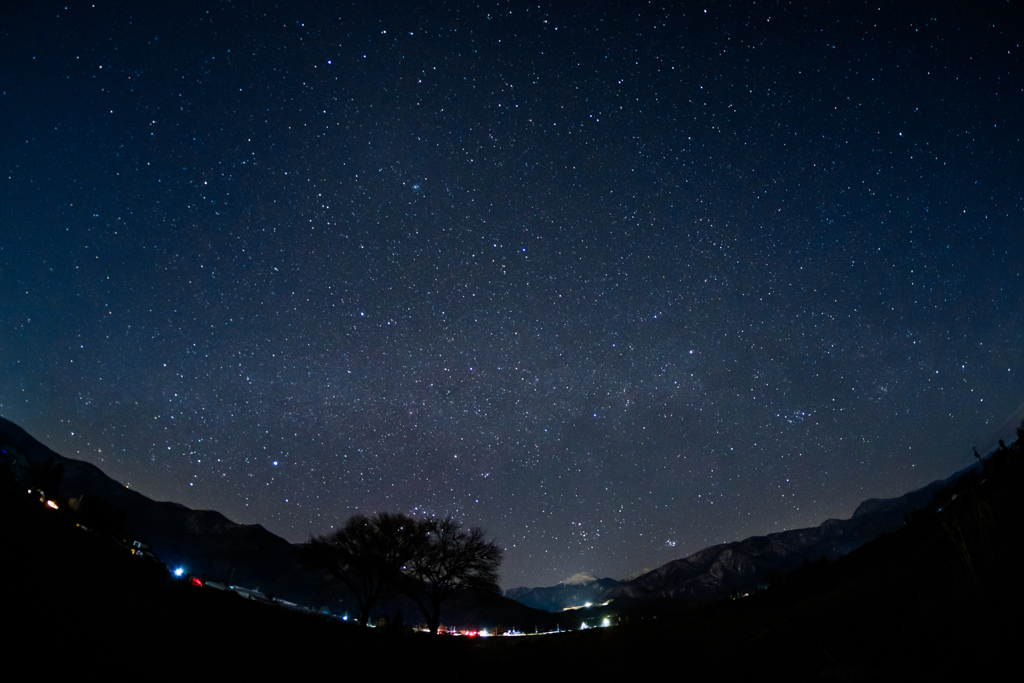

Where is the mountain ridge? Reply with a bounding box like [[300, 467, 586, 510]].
[[505, 471, 959, 611], [1, 414, 970, 618]]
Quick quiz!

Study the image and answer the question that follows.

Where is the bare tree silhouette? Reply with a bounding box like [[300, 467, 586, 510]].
[[297, 512, 422, 626], [399, 517, 502, 635]]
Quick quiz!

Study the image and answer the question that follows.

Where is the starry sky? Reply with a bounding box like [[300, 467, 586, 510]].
[[1, 1, 1022, 589]]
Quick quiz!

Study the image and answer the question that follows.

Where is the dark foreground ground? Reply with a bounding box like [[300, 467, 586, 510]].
[[5, 444, 1022, 679]]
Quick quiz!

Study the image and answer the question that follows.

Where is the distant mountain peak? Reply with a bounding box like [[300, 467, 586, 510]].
[[561, 572, 599, 585]]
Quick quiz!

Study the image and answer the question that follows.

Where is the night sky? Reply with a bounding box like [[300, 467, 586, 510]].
[[2, 1, 1021, 589]]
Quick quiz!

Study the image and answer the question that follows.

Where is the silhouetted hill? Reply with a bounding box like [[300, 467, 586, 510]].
[[505, 472, 956, 611], [0, 416, 308, 597], [0, 415, 553, 629], [3, 414, 1021, 676], [2, 412, 977, 624], [498, 436, 1024, 676], [612, 475, 951, 602]]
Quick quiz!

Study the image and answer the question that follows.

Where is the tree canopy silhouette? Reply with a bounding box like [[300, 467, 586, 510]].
[[400, 517, 503, 635], [299, 513, 502, 633], [297, 512, 422, 626]]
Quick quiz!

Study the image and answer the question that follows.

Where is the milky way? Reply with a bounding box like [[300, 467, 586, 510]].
[[2, 1, 1021, 587]]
